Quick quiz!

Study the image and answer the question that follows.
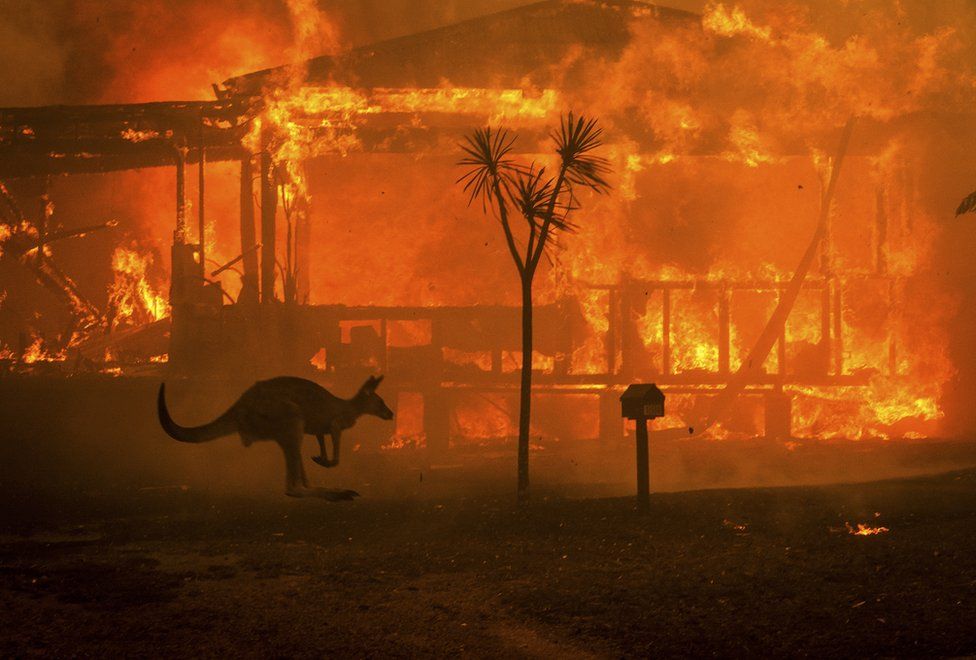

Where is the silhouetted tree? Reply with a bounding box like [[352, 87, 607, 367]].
[[458, 113, 610, 503]]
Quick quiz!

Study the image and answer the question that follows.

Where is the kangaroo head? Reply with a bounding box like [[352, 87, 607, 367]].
[[354, 375, 394, 420]]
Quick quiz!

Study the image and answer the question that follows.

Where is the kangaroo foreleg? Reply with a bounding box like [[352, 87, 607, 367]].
[[312, 429, 341, 468]]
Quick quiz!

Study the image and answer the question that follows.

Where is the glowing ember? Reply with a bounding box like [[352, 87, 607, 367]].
[[21, 337, 66, 363], [120, 128, 162, 143], [847, 522, 890, 536]]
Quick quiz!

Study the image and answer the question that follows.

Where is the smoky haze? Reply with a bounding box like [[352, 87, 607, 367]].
[[0, 0, 585, 105]]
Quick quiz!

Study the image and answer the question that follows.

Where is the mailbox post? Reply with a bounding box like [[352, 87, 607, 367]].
[[620, 384, 665, 511]]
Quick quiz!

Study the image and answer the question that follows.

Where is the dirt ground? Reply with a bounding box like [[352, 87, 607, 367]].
[[2, 469, 976, 658]]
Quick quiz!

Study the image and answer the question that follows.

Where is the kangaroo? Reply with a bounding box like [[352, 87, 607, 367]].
[[157, 375, 394, 500]]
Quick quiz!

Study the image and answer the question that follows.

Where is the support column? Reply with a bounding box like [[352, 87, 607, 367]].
[[832, 282, 843, 376], [36, 178, 50, 267], [260, 142, 277, 303], [662, 288, 671, 376], [619, 285, 636, 380], [777, 291, 787, 377], [635, 417, 649, 511], [296, 164, 311, 304], [175, 145, 186, 244], [821, 284, 831, 372], [239, 153, 259, 304], [197, 146, 207, 272]]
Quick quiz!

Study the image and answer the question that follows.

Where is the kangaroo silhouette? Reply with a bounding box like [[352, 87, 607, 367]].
[[158, 375, 394, 499]]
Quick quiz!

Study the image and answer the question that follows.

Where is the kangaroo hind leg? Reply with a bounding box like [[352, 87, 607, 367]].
[[279, 420, 309, 497], [280, 425, 357, 500]]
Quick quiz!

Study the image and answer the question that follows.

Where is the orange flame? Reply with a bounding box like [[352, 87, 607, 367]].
[[107, 246, 169, 330]]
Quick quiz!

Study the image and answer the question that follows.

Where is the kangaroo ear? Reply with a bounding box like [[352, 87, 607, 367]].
[[373, 375, 384, 388]]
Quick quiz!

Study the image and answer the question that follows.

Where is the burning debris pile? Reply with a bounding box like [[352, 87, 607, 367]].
[[0, 179, 169, 373], [2, 0, 975, 445]]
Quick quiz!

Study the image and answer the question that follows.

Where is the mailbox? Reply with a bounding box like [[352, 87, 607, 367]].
[[620, 383, 665, 511], [620, 384, 665, 420]]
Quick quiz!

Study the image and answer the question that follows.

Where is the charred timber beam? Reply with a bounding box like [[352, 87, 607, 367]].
[[210, 244, 261, 278], [777, 300, 787, 377], [832, 281, 843, 376], [260, 136, 277, 303], [0, 144, 246, 179], [821, 284, 831, 371], [0, 101, 249, 134], [621, 279, 831, 291], [311, 302, 568, 319], [174, 145, 186, 244], [662, 288, 671, 376], [619, 286, 637, 380], [239, 154, 259, 304], [434, 371, 875, 390], [197, 116, 206, 268]]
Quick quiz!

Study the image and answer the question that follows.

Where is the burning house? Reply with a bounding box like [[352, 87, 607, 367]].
[[1, 0, 972, 459]]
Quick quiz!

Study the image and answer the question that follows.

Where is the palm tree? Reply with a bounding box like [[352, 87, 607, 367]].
[[458, 113, 610, 503]]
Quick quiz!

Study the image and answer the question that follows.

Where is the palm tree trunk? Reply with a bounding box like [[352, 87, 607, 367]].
[[517, 273, 532, 503]]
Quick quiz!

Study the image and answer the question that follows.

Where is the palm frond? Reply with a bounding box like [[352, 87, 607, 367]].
[[552, 112, 611, 194], [456, 127, 520, 211], [509, 166, 577, 236], [957, 190, 976, 216]]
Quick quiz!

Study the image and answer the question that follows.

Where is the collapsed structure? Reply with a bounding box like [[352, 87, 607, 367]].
[[0, 0, 964, 451]]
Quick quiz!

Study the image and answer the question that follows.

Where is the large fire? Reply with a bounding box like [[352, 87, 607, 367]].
[[3, 0, 975, 446]]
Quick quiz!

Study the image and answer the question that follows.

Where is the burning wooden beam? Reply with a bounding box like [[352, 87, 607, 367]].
[[260, 134, 277, 303], [238, 154, 259, 304]]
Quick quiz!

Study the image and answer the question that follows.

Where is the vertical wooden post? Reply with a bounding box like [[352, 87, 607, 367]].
[[198, 117, 206, 267], [832, 283, 843, 376], [662, 288, 671, 376], [776, 290, 787, 376], [619, 284, 634, 380], [175, 146, 186, 244], [37, 180, 49, 267], [239, 153, 259, 303], [820, 283, 831, 372], [260, 140, 277, 303], [297, 163, 311, 303], [636, 417, 649, 511]]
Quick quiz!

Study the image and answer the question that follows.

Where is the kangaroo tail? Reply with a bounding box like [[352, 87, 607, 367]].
[[157, 384, 237, 443]]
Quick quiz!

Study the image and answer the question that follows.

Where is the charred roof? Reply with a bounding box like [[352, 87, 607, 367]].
[[219, 0, 700, 96]]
